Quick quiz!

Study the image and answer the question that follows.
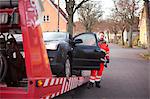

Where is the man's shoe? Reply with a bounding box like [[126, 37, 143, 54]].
[[95, 81, 101, 88], [87, 82, 94, 89]]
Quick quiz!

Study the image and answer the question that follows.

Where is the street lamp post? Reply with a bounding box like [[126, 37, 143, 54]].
[[57, 0, 60, 32]]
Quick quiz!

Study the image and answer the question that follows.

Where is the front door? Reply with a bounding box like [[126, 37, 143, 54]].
[[72, 33, 102, 70]]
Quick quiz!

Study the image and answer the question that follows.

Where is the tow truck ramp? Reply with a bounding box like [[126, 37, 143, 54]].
[[40, 76, 89, 99]]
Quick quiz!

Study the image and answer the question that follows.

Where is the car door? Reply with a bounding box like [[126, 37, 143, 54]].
[[72, 33, 102, 70]]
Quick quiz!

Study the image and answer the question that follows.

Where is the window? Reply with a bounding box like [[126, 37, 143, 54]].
[[75, 34, 96, 46], [47, 16, 49, 21], [43, 15, 50, 22], [43, 16, 46, 22]]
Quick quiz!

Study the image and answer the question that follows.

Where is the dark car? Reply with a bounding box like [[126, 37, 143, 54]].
[[43, 32, 105, 77], [43, 32, 73, 77], [12, 32, 73, 77]]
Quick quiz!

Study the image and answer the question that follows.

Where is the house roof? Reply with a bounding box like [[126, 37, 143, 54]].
[[49, 0, 68, 21]]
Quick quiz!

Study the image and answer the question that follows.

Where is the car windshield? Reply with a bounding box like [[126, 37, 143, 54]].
[[43, 32, 67, 41]]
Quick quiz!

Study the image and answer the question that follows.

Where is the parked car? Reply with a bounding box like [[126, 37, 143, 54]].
[[43, 32, 105, 77]]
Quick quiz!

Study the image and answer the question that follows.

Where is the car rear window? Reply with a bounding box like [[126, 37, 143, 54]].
[[43, 32, 67, 41]]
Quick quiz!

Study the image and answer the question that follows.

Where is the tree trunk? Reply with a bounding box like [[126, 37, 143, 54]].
[[121, 31, 125, 46], [67, 14, 74, 35], [121, 27, 125, 46], [85, 26, 91, 32], [85, 26, 88, 32], [114, 33, 117, 44], [107, 32, 110, 42], [128, 26, 133, 48], [87, 27, 92, 32]]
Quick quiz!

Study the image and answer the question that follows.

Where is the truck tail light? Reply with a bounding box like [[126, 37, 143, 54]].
[[36, 80, 43, 87]]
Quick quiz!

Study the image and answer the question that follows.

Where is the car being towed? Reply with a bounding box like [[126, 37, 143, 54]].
[[43, 32, 105, 77], [43, 32, 73, 77]]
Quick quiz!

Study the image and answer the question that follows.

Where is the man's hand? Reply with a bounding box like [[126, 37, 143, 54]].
[[104, 63, 107, 68], [106, 59, 109, 63]]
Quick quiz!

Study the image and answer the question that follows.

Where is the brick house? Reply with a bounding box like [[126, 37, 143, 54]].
[[41, 0, 67, 32]]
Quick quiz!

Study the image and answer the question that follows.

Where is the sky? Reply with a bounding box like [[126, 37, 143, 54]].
[[93, 0, 114, 19], [54, 0, 144, 21], [54, 0, 115, 21]]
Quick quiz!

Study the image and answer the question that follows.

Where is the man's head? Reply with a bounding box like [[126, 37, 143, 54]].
[[99, 32, 104, 40]]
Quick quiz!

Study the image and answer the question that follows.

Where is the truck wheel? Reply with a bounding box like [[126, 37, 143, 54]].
[[0, 54, 7, 82], [64, 56, 71, 77]]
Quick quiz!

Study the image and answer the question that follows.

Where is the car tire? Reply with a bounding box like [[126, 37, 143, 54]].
[[62, 56, 72, 77]]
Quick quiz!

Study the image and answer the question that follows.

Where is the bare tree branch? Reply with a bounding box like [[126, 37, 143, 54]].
[[65, 0, 91, 34], [112, 0, 140, 47], [78, 2, 103, 32], [73, 0, 90, 14]]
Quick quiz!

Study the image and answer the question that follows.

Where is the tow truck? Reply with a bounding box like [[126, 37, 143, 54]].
[[0, 0, 103, 98]]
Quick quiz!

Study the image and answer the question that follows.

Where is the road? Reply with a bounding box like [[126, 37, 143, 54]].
[[55, 44, 149, 99]]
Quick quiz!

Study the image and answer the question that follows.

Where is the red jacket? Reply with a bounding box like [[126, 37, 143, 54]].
[[98, 41, 109, 60]]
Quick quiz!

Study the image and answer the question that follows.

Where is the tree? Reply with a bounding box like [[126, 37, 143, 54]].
[[113, 0, 140, 47], [108, 12, 126, 44], [77, 1, 103, 32], [106, 17, 120, 44], [65, 0, 90, 35]]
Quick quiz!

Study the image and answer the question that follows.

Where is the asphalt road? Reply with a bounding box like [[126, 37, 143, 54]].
[[55, 44, 149, 99]]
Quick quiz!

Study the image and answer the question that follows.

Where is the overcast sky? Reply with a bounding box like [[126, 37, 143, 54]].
[[53, 0, 144, 21], [100, 0, 114, 18]]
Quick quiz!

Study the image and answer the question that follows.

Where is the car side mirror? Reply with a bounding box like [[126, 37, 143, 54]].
[[74, 39, 83, 44]]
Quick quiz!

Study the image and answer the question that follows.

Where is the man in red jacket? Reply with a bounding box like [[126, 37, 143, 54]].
[[88, 32, 110, 88]]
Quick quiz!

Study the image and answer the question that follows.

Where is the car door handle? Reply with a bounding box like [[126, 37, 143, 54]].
[[94, 49, 101, 52]]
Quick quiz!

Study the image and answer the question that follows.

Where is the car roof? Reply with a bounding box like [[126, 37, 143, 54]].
[[74, 32, 96, 38]]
